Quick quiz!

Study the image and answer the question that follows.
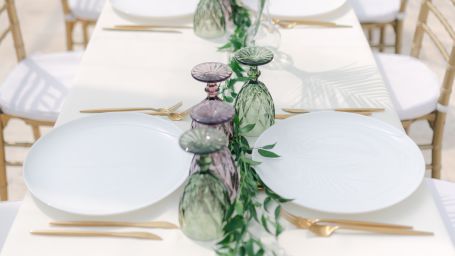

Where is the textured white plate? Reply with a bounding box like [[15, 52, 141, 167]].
[[24, 113, 191, 216], [253, 112, 425, 214], [110, 0, 198, 19], [242, 0, 346, 18]]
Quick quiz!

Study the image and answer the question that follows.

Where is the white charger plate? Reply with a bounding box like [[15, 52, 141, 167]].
[[242, 0, 346, 18], [24, 113, 191, 216], [110, 0, 198, 19], [253, 112, 425, 214]]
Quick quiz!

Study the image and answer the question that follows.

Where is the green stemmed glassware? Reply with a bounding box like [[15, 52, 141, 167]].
[[178, 128, 230, 241], [233, 46, 275, 137], [193, 0, 226, 39]]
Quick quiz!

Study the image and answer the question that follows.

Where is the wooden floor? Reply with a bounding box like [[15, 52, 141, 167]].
[[0, 0, 454, 200]]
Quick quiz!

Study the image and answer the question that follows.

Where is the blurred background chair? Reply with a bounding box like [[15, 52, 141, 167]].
[[0, 0, 82, 200], [350, 0, 408, 53], [374, 0, 455, 178], [0, 201, 20, 252], [60, 0, 106, 50]]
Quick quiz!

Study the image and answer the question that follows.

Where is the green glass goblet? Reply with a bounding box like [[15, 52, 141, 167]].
[[178, 128, 230, 241], [234, 46, 275, 137]]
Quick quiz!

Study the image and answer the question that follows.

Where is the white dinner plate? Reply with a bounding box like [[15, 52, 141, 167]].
[[110, 0, 198, 19], [242, 0, 346, 18], [24, 113, 191, 216], [253, 112, 425, 214]]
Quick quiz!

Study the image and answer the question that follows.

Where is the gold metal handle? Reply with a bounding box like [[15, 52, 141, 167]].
[[31, 230, 162, 240], [336, 224, 434, 236], [50, 221, 178, 229]]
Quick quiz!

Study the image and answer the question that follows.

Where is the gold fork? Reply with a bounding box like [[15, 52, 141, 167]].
[[272, 18, 352, 28], [80, 102, 182, 114], [281, 209, 412, 229], [147, 104, 196, 121], [308, 223, 433, 237]]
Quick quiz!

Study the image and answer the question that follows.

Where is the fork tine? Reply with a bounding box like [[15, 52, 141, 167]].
[[167, 102, 183, 112]]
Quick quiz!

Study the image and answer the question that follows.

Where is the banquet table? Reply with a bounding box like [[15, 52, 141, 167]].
[[1, 1, 455, 255]]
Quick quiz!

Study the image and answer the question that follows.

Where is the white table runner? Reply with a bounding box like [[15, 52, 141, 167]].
[[1, 2, 454, 255]]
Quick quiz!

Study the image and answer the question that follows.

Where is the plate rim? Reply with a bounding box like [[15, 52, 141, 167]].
[[24, 113, 190, 216], [241, 0, 347, 18], [253, 111, 425, 214], [110, 0, 198, 19]]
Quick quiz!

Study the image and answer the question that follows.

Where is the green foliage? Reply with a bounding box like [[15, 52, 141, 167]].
[[214, 1, 290, 255]]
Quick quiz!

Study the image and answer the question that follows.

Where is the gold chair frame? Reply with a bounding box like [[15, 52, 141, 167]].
[[362, 0, 408, 53], [61, 0, 97, 50], [0, 0, 55, 200], [403, 0, 455, 179]]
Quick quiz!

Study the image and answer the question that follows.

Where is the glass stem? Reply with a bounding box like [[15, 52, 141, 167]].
[[206, 82, 221, 100], [247, 66, 260, 83], [197, 154, 212, 173]]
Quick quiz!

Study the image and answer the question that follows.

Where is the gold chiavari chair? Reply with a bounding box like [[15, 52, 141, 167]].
[[60, 0, 105, 50], [374, 0, 455, 178], [0, 0, 83, 200], [350, 0, 408, 53]]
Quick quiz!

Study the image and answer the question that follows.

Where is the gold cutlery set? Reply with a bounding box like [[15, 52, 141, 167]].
[[31, 220, 179, 240], [81, 103, 385, 121], [104, 18, 351, 33], [281, 210, 433, 237], [32, 214, 432, 240]]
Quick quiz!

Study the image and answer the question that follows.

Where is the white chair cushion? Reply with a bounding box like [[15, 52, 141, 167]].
[[374, 53, 440, 120], [0, 201, 20, 252], [349, 0, 401, 23], [0, 51, 83, 122], [68, 0, 106, 21], [428, 179, 455, 245]]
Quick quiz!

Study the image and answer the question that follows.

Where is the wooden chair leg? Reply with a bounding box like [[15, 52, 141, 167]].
[[82, 21, 90, 47], [431, 113, 446, 179], [31, 125, 41, 141], [65, 20, 75, 51], [0, 115, 8, 201], [394, 20, 403, 54], [368, 28, 373, 43], [379, 26, 386, 52]]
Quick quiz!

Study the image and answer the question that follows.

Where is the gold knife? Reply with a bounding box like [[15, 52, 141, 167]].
[[282, 107, 385, 114], [114, 25, 192, 29], [31, 230, 162, 240], [50, 220, 178, 229], [103, 27, 181, 33]]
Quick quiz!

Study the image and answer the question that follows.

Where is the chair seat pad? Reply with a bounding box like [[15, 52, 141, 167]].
[[0, 51, 83, 122], [0, 201, 20, 252], [349, 0, 401, 23], [374, 53, 440, 120], [69, 0, 106, 20]]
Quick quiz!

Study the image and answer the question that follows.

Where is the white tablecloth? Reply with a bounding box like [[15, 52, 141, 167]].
[[1, 2, 454, 255]]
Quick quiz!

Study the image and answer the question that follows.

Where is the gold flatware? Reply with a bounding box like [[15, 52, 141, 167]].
[[281, 209, 412, 230], [273, 18, 352, 28], [103, 27, 181, 33], [276, 113, 372, 119], [282, 107, 385, 114], [147, 105, 195, 121], [31, 230, 162, 240], [114, 25, 192, 30], [50, 220, 178, 229], [80, 101, 182, 114], [308, 223, 433, 237]]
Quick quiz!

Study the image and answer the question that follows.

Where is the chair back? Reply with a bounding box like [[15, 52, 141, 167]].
[[411, 0, 455, 109], [0, 0, 25, 62]]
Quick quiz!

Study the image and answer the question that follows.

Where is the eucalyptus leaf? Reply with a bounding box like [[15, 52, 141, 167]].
[[258, 149, 280, 158]]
